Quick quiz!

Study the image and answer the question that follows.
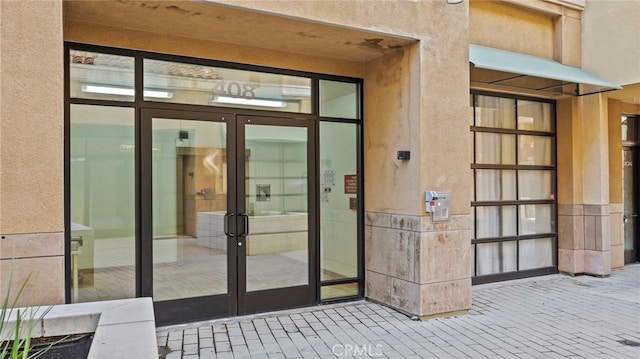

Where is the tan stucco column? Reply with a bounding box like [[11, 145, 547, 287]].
[[0, 0, 65, 305], [363, 8, 471, 318], [557, 95, 612, 276]]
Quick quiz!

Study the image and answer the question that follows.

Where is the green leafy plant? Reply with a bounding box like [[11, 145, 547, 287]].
[[0, 262, 52, 359]]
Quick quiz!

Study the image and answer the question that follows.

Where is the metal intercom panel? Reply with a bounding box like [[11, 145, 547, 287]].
[[425, 190, 451, 222]]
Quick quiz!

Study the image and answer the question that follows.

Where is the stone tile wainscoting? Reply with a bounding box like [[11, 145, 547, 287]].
[[558, 204, 613, 276], [364, 212, 471, 319]]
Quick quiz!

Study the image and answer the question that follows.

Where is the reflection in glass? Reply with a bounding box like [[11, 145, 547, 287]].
[[471, 244, 476, 276], [144, 59, 312, 113], [476, 241, 517, 275], [245, 125, 309, 292], [623, 149, 637, 253], [475, 169, 516, 201], [518, 135, 552, 165], [475, 206, 517, 238], [519, 170, 554, 200], [319, 80, 359, 119], [321, 283, 359, 300], [519, 204, 554, 235], [475, 95, 516, 129], [470, 94, 475, 126], [70, 105, 135, 303], [69, 50, 134, 102], [519, 238, 554, 270], [152, 118, 228, 301], [517, 100, 552, 132], [320, 122, 358, 281], [475, 133, 516, 164], [622, 116, 637, 142]]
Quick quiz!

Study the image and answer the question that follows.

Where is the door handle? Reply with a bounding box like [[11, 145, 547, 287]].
[[623, 214, 638, 223], [224, 212, 235, 237], [238, 213, 250, 238]]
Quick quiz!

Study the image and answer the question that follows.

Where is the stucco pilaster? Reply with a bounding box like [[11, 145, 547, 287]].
[[0, 0, 65, 305], [557, 95, 613, 276], [363, 1, 471, 319]]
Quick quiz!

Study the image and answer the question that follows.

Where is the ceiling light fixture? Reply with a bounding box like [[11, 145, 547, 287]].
[[81, 84, 173, 99], [212, 96, 287, 108]]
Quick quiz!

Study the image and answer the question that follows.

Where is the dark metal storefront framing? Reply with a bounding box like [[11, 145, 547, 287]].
[[470, 90, 559, 285], [64, 42, 364, 324]]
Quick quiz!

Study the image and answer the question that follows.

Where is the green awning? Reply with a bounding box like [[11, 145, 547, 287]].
[[470, 44, 622, 96]]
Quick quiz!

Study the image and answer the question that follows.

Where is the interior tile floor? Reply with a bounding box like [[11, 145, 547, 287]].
[[74, 237, 351, 303]]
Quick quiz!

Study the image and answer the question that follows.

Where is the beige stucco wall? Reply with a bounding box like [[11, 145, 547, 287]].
[[0, 0, 65, 306], [63, 0, 472, 318], [3, 0, 627, 315], [218, 0, 471, 216], [583, 0, 640, 86], [190, 0, 473, 318], [64, 21, 365, 79], [470, 0, 582, 65]]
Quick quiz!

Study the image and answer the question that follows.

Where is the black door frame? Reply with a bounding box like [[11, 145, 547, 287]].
[[64, 43, 364, 325], [142, 109, 238, 324], [236, 115, 317, 315], [142, 110, 317, 324]]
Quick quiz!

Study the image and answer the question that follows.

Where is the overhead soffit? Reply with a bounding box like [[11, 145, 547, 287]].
[[63, 0, 416, 63], [470, 44, 622, 97]]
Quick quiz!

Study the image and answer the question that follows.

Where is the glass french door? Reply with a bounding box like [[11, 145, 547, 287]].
[[144, 110, 236, 324], [237, 115, 316, 315], [143, 110, 315, 324]]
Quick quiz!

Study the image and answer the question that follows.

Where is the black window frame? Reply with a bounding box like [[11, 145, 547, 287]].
[[64, 42, 365, 309], [470, 91, 559, 284]]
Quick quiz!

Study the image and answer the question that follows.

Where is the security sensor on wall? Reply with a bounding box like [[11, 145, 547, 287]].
[[446, 0, 464, 4]]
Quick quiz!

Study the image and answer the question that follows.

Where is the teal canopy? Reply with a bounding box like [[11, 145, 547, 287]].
[[470, 44, 622, 96]]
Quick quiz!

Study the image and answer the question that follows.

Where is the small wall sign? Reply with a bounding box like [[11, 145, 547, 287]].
[[349, 197, 357, 210], [344, 174, 357, 194]]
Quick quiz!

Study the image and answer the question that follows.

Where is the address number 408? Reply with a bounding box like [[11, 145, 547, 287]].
[[212, 81, 256, 99]]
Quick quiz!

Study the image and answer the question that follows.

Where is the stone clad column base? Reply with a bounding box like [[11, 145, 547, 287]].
[[557, 204, 612, 277], [365, 212, 471, 319], [0, 232, 65, 306]]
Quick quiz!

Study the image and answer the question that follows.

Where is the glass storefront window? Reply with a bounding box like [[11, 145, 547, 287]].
[[475, 169, 516, 201], [475, 95, 516, 129], [70, 104, 135, 302], [519, 238, 554, 270], [144, 59, 312, 113], [519, 170, 554, 200], [518, 135, 553, 165], [475, 206, 517, 238], [471, 93, 556, 280], [320, 122, 359, 281], [476, 241, 517, 275], [68, 46, 363, 311], [319, 80, 359, 119], [519, 204, 554, 235], [517, 100, 552, 132], [151, 118, 228, 301], [70, 51, 135, 102], [475, 133, 516, 164], [244, 125, 309, 292]]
